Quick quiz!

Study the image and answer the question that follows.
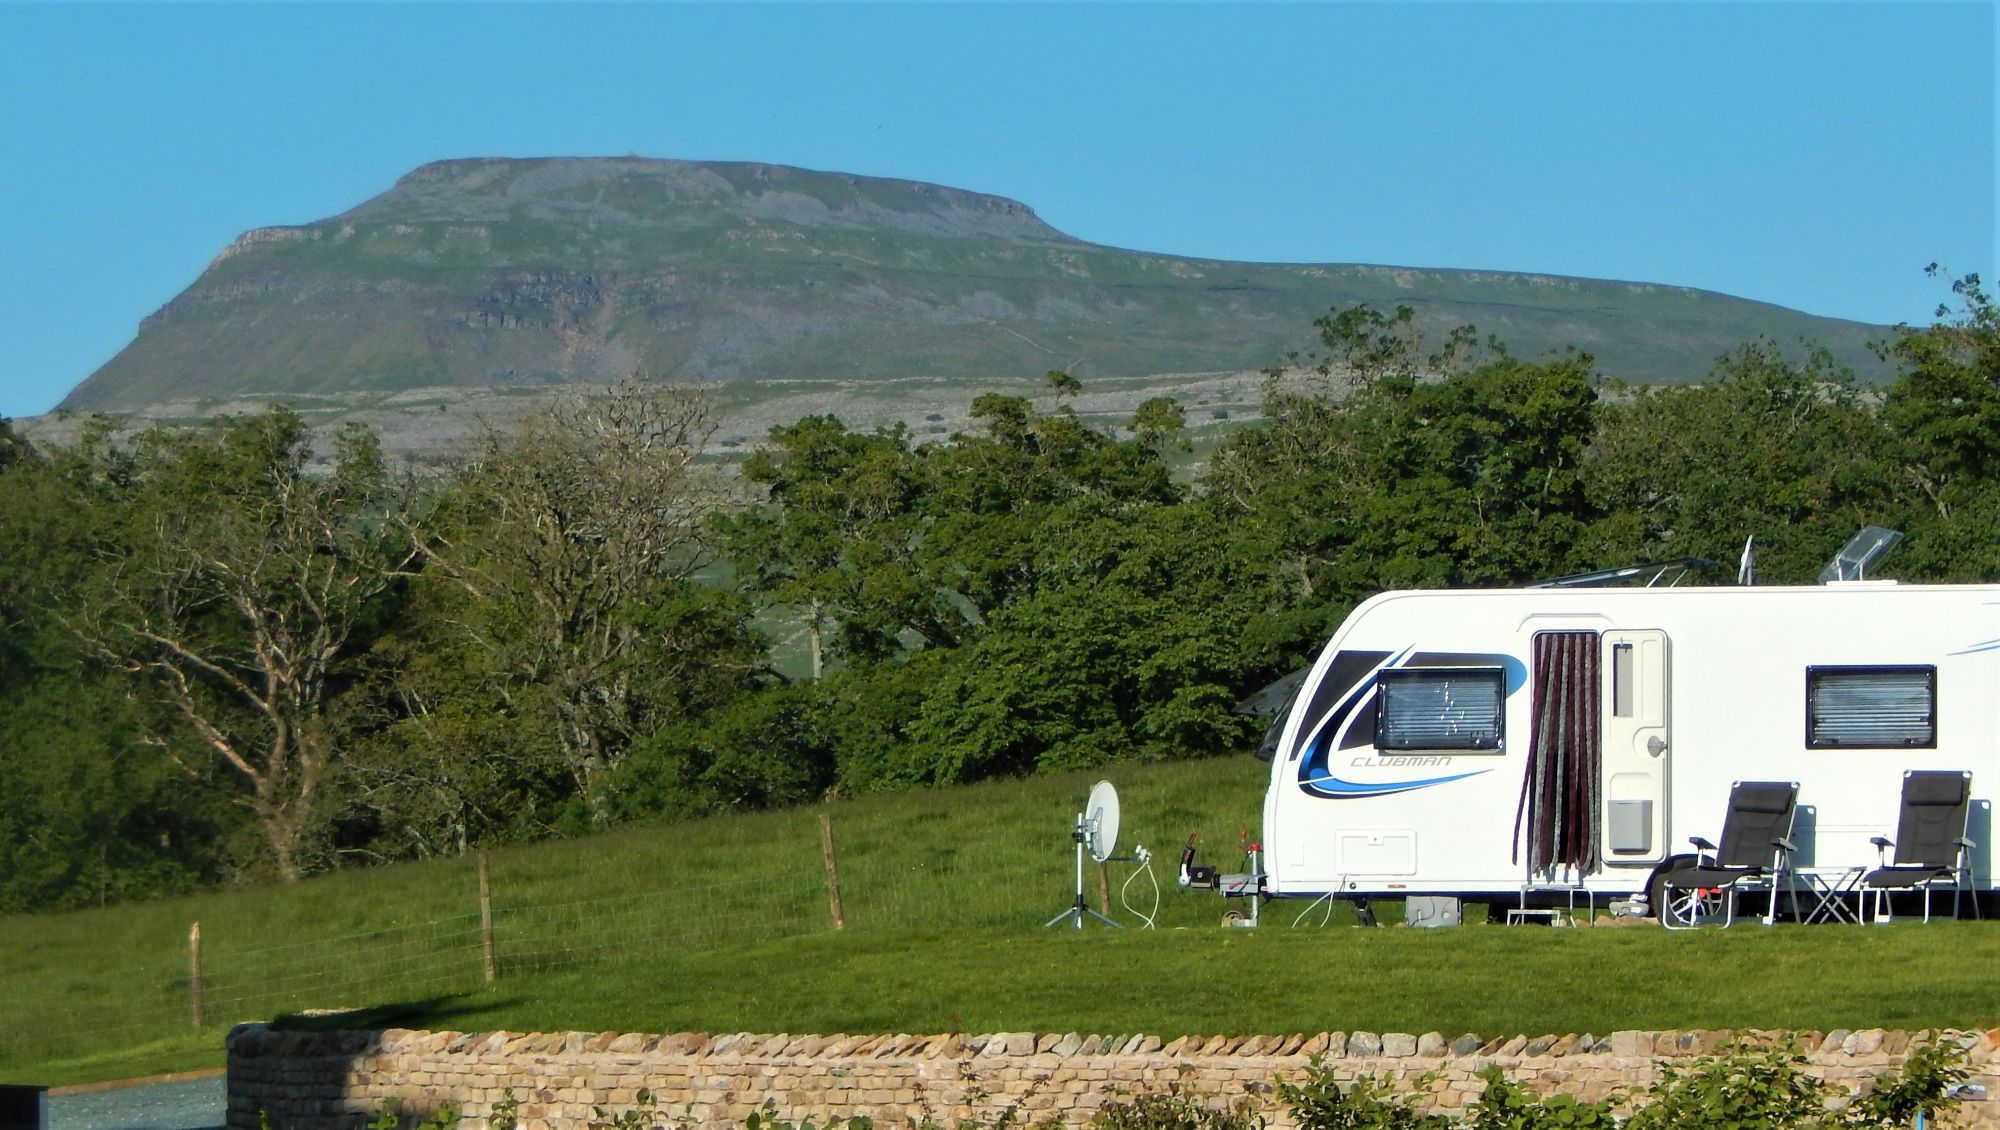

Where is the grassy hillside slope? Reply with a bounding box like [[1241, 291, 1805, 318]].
[[4, 755, 1995, 1088]]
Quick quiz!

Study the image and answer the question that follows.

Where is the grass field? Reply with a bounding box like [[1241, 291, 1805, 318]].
[[4, 755, 1996, 1088]]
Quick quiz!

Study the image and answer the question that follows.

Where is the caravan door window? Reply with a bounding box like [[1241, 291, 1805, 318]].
[[1806, 665, 1936, 749], [1374, 668, 1505, 752]]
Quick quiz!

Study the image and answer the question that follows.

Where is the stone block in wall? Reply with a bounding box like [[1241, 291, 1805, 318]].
[[1609, 1031, 1652, 1059], [1576, 1078, 1619, 1105], [1848, 1029, 1887, 1055], [819, 1035, 862, 1057], [1350, 1032, 1382, 1057]]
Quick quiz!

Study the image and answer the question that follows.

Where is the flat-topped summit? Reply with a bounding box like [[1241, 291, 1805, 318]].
[[336, 157, 1073, 246], [61, 156, 1889, 413]]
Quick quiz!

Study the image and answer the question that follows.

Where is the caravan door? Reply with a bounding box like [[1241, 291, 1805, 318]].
[[1600, 629, 1670, 866]]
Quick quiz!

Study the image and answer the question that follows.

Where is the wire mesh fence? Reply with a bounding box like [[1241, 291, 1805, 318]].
[[491, 867, 829, 974], [203, 913, 490, 1017], [0, 804, 1095, 1075], [0, 857, 845, 1072]]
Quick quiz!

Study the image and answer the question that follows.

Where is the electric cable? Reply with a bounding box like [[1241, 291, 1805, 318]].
[[1119, 847, 1160, 929], [1291, 892, 1337, 928]]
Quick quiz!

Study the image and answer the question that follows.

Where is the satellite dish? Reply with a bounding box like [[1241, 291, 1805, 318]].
[[1045, 780, 1127, 928], [1085, 780, 1121, 863]]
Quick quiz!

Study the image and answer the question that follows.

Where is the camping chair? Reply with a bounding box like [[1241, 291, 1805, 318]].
[[1660, 780, 1799, 930], [1862, 770, 1978, 924]]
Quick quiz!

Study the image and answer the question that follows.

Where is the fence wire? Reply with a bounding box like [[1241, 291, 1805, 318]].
[[493, 868, 826, 974], [0, 859, 841, 1071], [0, 831, 1080, 1073]]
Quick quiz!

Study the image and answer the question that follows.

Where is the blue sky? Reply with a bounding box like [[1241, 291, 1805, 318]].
[[0, 1, 1993, 420]]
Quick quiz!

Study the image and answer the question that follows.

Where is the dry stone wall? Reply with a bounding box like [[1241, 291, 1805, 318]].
[[227, 1024, 2000, 1130]]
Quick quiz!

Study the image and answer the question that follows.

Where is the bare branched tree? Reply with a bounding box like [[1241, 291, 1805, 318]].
[[74, 412, 416, 880], [417, 374, 737, 818]]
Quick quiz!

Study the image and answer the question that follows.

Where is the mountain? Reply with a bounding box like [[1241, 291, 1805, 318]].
[[60, 156, 1890, 414]]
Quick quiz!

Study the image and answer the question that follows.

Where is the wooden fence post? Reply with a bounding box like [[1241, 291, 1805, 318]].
[[188, 922, 204, 1028], [478, 851, 497, 983], [819, 812, 846, 930]]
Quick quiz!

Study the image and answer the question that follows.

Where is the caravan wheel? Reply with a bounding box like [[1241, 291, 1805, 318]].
[[1660, 884, 1726, 928], [1647, 855, 1698, 924]]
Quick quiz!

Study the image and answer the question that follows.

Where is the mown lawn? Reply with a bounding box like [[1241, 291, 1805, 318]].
[[351, 920, 2000, 1041], [4, 755, 1995, 1087]]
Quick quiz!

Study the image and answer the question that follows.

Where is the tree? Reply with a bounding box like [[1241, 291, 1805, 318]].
[[1334, 350, 1602, 585], [331, 578, 573, 860], [722, 390, 1186, 688], [716, 386, 1203, 792], [0, 419, 245, 908], [1209, 307, 1600, 652], [918, 392, 1180, 622], [1588, 342, 1896, 580], [1882, 271, 2000, 513], [412, 376, 758, 823], [904, 503, 1269, 783], [1129, 396, 1189, 455], [714, 417, 946, 679], [0, 670, 240, 910], [1878, 271, 2000, 578], [606, 680, 835, 820], [70, 409, 413, 881]]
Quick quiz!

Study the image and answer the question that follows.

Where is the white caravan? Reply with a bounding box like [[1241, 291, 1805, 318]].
[[1259, 581, 1997, 912]]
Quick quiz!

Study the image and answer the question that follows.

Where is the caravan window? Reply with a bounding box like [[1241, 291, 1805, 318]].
[[1806, 665, 1936, 749], [1374, 668, 1504, 752]]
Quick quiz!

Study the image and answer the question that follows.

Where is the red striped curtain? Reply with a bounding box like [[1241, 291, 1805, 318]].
[[1513, 631, 1601, 873]]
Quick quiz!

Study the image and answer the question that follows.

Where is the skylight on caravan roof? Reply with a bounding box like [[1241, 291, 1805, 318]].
[[1818, 526, 1903, 584]]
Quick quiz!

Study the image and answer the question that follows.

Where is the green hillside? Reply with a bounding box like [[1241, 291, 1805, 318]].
[[60, 157, 1891, 414], [5, 755, 1995, 1088]]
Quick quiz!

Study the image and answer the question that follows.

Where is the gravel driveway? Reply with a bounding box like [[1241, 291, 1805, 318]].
[[47, 1075, 224, 1130]]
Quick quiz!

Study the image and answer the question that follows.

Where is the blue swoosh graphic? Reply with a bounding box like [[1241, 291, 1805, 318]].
[[1289, 646, 1411, 764], [1302, 768, 1491, 798], [1951, 638, 2000, 655]]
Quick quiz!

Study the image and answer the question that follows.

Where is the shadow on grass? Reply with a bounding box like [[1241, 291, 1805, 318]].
[[268, 994, 517, 1033]]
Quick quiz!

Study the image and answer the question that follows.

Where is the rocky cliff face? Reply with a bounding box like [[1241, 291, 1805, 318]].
[[62, 157, 1890, 412]]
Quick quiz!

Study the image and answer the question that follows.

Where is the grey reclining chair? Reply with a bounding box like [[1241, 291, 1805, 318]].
[[1661, 780, 1799, 929], [1863, 770, 1978, 924]]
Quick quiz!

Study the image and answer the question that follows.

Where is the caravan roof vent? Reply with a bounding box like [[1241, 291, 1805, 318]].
[[1818, 526, 1903, 583]]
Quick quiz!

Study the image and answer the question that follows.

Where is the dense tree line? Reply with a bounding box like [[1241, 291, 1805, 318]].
[[0, 274, 1993, 912]]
